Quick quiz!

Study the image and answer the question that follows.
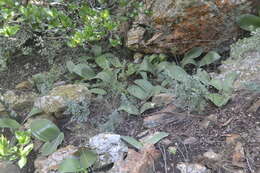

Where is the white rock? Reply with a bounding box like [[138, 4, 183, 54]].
[[89, 133, 128, 165]]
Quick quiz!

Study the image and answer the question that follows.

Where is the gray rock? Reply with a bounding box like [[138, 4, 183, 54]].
[[0, 161, 20, 173], [89, 133, 128, 166], [215, 29, 260, 91], [177, 162, 211, 173]]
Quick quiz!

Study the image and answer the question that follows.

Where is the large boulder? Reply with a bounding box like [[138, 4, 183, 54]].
[[126, 0, 254, 54]]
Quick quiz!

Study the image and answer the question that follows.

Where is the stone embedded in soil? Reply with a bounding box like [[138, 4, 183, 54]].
[[108, 144, 160, 173], [15, 80, 33, 90], [3, 90, 37, 112], [176, 162, 211, 173], [0, 161, 20, 173], [126, 0, 254, 54], [152, 93, 175, 107], [203, 150, 221, 161], [34, 145, 78, 173], [34, 84, 91, 117], [89, 133, 128, 166]]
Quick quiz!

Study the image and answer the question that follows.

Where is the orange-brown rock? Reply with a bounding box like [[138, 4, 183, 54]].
[[109, 144, 160, 173], [126, 0, 254, 54]]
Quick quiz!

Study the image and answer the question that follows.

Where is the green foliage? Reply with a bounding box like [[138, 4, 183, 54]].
[[64, 100, 90, 123], [59, 149, 97, 173], [0, 132, 33, 168], [0, 0, 125, 72], [0, 118, 21, 129], [173, 69, 237, 111], [31, 66, 63, 95], [29, 119, 64, 155], [121, 132, 169, 150], [237, 14, 260, 31], [181, 47, 221, 67], [98, 110, 124, 132]]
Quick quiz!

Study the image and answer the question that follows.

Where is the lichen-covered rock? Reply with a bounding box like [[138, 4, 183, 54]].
[[216, 29, 260, 90], [34, 145, 78, 173], [34, 84, 91, 116], [3, 91, 37, 111], [126, 0, 254, 54], [89, 133, 128, 166]]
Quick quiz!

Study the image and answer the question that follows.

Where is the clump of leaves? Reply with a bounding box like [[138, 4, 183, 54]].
[[121, 132, 169, 150], [237, 13, 260, 32], [59, 148, 97, 173], [180, 47, 221, 68], [31, 65, 63, 95], [0, 118, 33, 168], [64, 100, 91, 123], [29, 119, 64, 156], [0, 132, 33, 169]]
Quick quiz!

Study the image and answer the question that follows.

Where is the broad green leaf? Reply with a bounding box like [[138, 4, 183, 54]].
[[206, 93, 230, 107], [126, 63, 137, 76], [127, 85, 149, 100], [140, 71, 148, 80], [95, 55, 110, 69], [181, 58, 197, 67], [165, 65, 189, 82], [156, 61, 175, 73], [151, 85, 165, 95], [58, 156, 81, 173], [134, 79, 154, 92], [118, 102, 139, 115], [30, 119, 61, 142], [184, 47, 203, 60], [222, 72, 238, 93], [95, 70, 113, 82], [121, 136, 143, 150], [139, 57, 154, 74], [27, 107, 43, 118], [181, 47, 203, 67], [73, 64, 96, 80], [66, 60, 76, 74], [194, 69, 210, 85], [209, 79, 223, 91], [0, 118, 21, 129], [79, 149, 97, 169], [91, 45, 102, 56], [199, 51, 221, 67], [237, 14, 260, 31], [89, 88, 107, 95], [110, 56, 123, 68], [144, 132, 169, 145], [18, 156, 27, 169], [40, 133, 64, 156], [140, 102, 156, 114]]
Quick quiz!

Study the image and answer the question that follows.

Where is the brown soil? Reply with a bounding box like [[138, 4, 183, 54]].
[[116, 91, 260, 173], [0, 54, 49, 90]]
